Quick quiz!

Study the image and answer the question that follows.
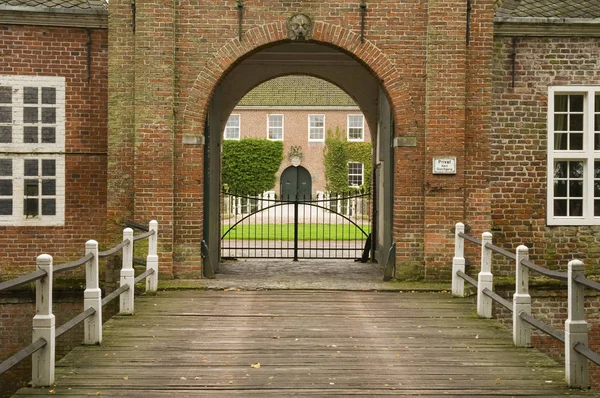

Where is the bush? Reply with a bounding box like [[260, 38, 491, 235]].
[[222, 138, 283, 194], [324, 127, 372, 193]]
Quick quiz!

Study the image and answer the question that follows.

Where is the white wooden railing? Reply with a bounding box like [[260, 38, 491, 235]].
[[0, 220, 159, 386], [451, 222, 600, 389]]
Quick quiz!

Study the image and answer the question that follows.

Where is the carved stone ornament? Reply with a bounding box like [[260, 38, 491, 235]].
[[287, 14, 313, 41]]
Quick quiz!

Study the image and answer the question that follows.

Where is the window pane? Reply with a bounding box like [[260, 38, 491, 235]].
[[569, 114, 583, 131], [24, 87, 38, 104], [42, 160, 56, 176], [570, 133, 583, 150], [0, 86, 11, 104], [596, 94, 600, 112], [25, 180, 38, 196], [570, 181, 583, 198], [570, 161, 584, 178], [24, 127, 38, 143], [24, 198, 38, 217], [555, 95, 568, 112], [0, 107, 11, 123], [554, 114, 567, 131], [596, 133, 600, 151], [23, 107, 38, 123], [595, 181, 600, 197], [554, 199, 567, 216], [554, 133, 567, 150], [24, 160, 38, 176], [41, 127, 56, 143], [42, 108, 56, 124], [0, 199, 12, 215], [0, 180, 12, 195], [554, 161, 567, 178], [42, 180, 55, 196], [42, 87, 56, 105], [0, 159, 11, 176], [42, 199, 56, 216], [570, 200, 583, 217], [596, 114, 600, 131], [554, 180, 567, 197], [570, 94, 584, 112], [0, 126, 11, 143], [596, 199, 600, 217]]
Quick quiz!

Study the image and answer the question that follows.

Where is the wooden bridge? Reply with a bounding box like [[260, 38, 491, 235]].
[[12, 290, 594, 397]]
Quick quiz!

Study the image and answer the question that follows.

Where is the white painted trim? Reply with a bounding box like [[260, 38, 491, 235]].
[[307, 114, 325, 142], [347, 114, 364, 142], [547, 86, 600, 226], [267, 114, 284, 141]]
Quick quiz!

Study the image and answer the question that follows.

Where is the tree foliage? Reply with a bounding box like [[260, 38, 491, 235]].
[[222, 139, 283, 194], [323, 127, 372, 193]]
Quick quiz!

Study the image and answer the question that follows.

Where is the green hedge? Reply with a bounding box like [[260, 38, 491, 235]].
[[324, 127, 372, 193], [222, 139, 283, 193]]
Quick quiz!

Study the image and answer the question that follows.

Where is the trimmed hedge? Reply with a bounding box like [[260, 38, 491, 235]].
[[222, 138, 283, 193], [324, 127, 372, 193]]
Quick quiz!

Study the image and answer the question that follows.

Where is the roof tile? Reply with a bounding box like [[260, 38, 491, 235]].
[[496, 0, 600, 19], [2, 0, 107, 10], [237, 76, 357, 107]]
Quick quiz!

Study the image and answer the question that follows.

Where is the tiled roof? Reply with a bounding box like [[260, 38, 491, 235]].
[[237, 76, 357, 107], [496, 0, 600, 19], [1, 0, 107, 9]]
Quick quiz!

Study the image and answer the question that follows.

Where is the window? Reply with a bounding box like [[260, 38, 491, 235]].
[[548, 87, 600, 225], [348, 162, 364, 187], [0, 76, 65, 226], [308, 114, 325, 141], [267, 114, 283, 140], [224, 114, 240, 140], [347, 114, 364, 141]]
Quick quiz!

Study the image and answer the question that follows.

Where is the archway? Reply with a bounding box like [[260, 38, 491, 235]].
[[200, 40, 398, 279]]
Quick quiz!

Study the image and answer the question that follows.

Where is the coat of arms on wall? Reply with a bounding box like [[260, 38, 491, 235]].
[[287, 14, 312, 41]]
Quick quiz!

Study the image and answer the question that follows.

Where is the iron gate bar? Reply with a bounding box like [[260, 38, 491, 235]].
[[221, 191, 371, 259]]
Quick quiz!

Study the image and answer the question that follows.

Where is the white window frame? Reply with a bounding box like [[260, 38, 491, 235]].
[[224, 114, 241, 140], [348, 162, 364, 188], [0, 76, 65, 226], [347, 114, 364, 142], [547, 86, 600, 225], [308, 114, 325, 142], [267, 114, 284, 141]]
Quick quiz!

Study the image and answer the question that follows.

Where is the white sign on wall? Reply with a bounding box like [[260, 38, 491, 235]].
[[432, 157, 457, 174]]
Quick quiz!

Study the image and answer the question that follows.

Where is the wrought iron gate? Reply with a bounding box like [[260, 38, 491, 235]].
[[221, 191, 371, 259]]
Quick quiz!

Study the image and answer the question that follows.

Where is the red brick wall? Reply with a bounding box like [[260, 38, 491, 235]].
[[0, 25, 108, 278], [104, 0, 496, 279], [491, 36, 600, 276], [232, 108, 372, 193]]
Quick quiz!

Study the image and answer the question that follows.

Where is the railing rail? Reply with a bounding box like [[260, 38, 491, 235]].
[[0, 220, 159, 387], [451, 222, 599, 389]]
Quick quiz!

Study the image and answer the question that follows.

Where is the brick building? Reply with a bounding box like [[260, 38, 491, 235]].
[[0, 0, 598, 284], [226, 75, 372, 194]]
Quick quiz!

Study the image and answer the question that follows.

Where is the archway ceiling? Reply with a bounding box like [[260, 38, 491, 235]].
[[216, 42, 381, 136]]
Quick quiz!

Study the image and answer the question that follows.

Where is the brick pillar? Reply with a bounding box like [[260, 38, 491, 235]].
[[424, 0, 469, 280], [107, 0, 136, 237], [133, 1, 175, 277], [464, 0, 494, 260]]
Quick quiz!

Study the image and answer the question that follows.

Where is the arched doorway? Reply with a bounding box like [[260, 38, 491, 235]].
[[201, 41, 396, 279], [281, 166, 312, 201]]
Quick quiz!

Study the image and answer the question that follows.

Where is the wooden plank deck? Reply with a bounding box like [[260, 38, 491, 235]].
[[14, 291, 594, 397]]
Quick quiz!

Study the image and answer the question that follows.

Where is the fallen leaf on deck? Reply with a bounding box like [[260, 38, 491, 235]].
[[250, 363, 261, 369]]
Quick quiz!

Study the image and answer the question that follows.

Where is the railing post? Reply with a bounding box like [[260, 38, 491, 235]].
[[146, 220, 159, 293], [513, 245, 531, 347], [31, 254, 55, 387], [565, 259, 588, 389], [452, 222, 466, 297], [477, 232, 493, 318], [120, 227, 134, 314], [84, 240, 102, 344]]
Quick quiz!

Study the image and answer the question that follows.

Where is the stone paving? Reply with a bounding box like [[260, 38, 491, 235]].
[[165, 259, 448, 292]]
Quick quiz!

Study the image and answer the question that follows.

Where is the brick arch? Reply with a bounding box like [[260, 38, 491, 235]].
[[182, 20, 417, 136]]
